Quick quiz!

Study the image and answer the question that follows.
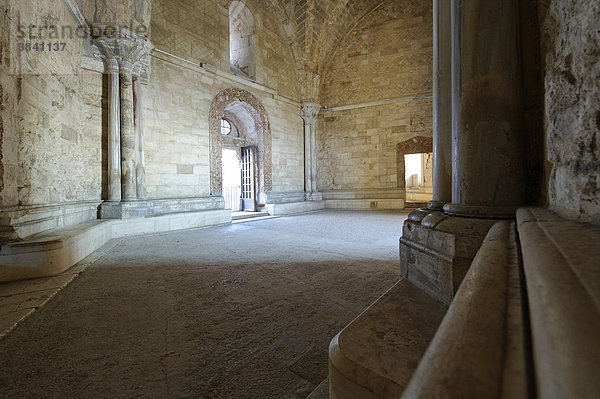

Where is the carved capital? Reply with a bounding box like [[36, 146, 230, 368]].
[[93, 25, 153, 76], [301, 102, 321, 127]]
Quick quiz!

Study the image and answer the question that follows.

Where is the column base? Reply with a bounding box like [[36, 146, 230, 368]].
[[305, 191, 323, 201], [427, 200, 447, 211], [400, 210, 498, 304]]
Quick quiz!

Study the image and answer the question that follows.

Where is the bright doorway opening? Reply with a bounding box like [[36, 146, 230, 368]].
[[404, 153, 433, 203], [222, 149, 242, 211]]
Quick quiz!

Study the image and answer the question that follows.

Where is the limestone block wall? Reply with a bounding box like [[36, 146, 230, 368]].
[[143, 53, 303, 200], [150, 0, 299, 100], [540, 0, 600, 224], [266, 97, 304, 194], [317, 0, 432, 194], [318, 100, 432, 191], [0, 0, 103, 208]]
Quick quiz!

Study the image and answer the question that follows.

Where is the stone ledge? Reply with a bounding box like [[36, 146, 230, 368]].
[[321, 189, 405, 200], [0, 209, 231, 283], [401, 221, 528, 398], [99, 197, 225, 219], [325, 199, 405, 210], [265, 201, 325, 216], [0, 201, 101, 242], [517, 208, 600, 398], [329, 279, 446, 399]]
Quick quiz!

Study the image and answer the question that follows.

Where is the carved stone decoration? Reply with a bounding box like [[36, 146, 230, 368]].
[[93, 27, 153, 76], [209, 88, 272, 203], [94, 26, 153, 204]]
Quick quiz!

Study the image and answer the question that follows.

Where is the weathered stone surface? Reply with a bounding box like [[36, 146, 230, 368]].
[[150, 0, 299, 99], [318, 100, 432, 193], [320, 0, 432, 107], [540, 0, 600, 224], [329, 279, 446, 399], [402, 221, 528, 399]]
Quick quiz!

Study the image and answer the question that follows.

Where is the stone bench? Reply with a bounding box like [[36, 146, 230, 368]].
[[330, 208, 600, 398], [0, 209, 231, 283]]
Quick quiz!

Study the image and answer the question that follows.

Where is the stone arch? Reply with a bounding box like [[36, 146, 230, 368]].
[[210, 88, 271, 204], [396, 136, 433, 190]]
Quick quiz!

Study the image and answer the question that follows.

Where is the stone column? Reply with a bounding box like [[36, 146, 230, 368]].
[[444, 0, 526, 218], [95, 28, 153, 216], [119, 67, 137, 200], [302, 110, 312, 196], [301, 102, 321, 200], [428, 0, 452, 211], [107, 63, 122, 202], [133, 76, 147, 199]]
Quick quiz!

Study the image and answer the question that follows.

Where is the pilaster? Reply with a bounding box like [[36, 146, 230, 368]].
[[94, 27, 153, 217], [301, 102, 322, 201]]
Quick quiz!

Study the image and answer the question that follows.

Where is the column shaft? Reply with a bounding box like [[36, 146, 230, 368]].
[[445, 0, 526, 218], [108, 71, 121, 201], [133, 77, 147, 199], [310, 123, 318, 193], [428, 0, 452, 211], [304, 122, 312, 194], [120, 72, 137, 200]]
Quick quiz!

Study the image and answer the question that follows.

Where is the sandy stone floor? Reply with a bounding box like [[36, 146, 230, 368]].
[[0, 210, 406, 398]]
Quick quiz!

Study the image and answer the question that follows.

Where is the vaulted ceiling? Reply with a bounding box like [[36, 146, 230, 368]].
[[268, 0, 389, 75]]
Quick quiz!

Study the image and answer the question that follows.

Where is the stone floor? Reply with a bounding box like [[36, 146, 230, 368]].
[[0, 209, 407, 398]]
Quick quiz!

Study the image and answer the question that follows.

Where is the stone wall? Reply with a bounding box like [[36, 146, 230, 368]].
[[143, 53, 303, 200], [151, 0, 299, 100], [0, 1, 103, 207], [540, 0, 600, 223], [317, 0, 433, 194]]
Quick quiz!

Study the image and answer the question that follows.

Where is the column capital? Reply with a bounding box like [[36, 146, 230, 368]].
[[300, 102, 321, 126], [93, 25, 153, 76]]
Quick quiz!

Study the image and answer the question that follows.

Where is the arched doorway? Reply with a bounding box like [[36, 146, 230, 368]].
[[209, 88, 272, 210]]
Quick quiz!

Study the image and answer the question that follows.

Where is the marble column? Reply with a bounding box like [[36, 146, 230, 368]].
[[444, 0, 526, 218], [133, 76, 147, 199], [120, 69, 137, 200], [107, 63, 121, 202], [428, 0, 452, 211], [301, 102, 321, 200]]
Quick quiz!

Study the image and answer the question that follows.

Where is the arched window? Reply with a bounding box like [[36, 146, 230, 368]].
[[221, 118, 232, 135], [229, 1, 256, 79]]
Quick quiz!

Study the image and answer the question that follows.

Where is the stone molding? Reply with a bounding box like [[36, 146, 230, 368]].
[[209, 88, 272, 200]]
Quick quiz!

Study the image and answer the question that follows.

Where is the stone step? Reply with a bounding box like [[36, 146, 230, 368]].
[[307, 378, 329, 399], [329, 279, 447, 398], [231, 211, 270, 220]]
